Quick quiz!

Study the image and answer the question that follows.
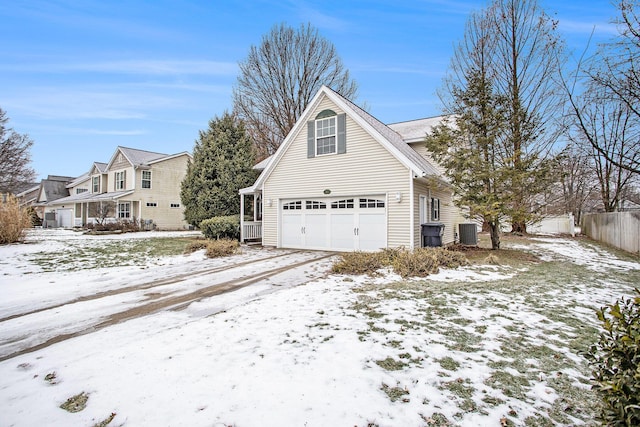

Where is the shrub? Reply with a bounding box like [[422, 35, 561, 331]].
[[392, 248, 440, 278], [584, 290, 640, 426], [184, 240, 210, 254], [86, 219, 142, 233], [331, 251, 385, 276], [0, 196, 32, 244], [331, 247, 468, 277], [200, 215, 240, 240], [205, 238, 240, 258]]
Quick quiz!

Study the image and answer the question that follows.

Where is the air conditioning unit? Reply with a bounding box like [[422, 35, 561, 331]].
[[459, 223, 478, 246]]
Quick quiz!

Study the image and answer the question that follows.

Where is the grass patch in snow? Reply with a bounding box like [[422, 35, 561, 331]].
[[59, 392, 88, 413], [28, 237, 199, 271], [346, 234, 639, 425], [380, 383, 410, 402]]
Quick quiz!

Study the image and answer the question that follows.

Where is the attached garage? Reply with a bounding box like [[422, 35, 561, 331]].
[[56, 208, 73, 228], [239, 86, 459, 252], [280, 196, 387, 251]]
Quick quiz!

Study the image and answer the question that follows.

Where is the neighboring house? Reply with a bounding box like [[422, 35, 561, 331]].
[[30, 176, 75, 225], [47, 147, 192, 230], [240, 86, 467, 252]]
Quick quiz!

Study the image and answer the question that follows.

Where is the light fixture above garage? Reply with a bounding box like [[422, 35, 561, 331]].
[[395, 192, 402, 203]]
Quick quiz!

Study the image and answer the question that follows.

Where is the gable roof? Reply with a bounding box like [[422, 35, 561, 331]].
[[93, 162, 108, 173], [66, 173, 90, 188], [388, 116, 447, 143], [106, 146, 191, 170], [37, 178, 71, 204], [251, 86, 442, 191], [106, 146, 168, 170]]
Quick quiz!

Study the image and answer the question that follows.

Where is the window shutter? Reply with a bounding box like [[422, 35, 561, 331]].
[[307, 121, 315, 158], [337, 113, 346, 154]]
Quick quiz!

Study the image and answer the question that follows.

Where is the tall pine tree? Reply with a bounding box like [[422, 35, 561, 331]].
[[181, 113, 257, 227]]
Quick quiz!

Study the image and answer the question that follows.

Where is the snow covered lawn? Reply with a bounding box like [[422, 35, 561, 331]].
[[1, 230, 639, 426]]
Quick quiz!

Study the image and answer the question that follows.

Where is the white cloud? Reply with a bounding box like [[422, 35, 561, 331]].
[[0, 59, 238, 76]]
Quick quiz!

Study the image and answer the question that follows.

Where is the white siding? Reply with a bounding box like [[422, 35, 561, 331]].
[[413, 180, 460, 246], [131, 155, 190, 230], [263, 96, 412, 248]]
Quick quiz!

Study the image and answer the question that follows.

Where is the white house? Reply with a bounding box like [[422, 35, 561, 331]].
[[240, 86, 467, 251]]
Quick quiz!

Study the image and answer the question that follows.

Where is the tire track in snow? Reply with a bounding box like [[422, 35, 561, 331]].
[[0, 252, 334, 362]]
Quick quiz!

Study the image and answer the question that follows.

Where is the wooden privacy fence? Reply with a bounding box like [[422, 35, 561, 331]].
[[582, 212, 640, 255]]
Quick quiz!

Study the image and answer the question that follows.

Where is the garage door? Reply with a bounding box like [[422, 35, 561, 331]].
[[56, 209, 73, 228], [280, 197, 386, 251]]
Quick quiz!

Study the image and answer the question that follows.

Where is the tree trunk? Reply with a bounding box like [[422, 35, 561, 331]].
[[511, 220, 527, 234], [489, 221, 501, 250]]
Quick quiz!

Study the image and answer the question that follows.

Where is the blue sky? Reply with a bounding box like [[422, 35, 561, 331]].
[[1, 0, 617, 180]]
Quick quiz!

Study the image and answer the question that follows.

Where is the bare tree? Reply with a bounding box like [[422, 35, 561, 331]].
[[566, 1, 640, 175], [487, 0, 567, 233], [569, 87, 638, 211], [548, 144, 599, 222], [233, 23, 358, 158], [0, 108, 36, 194]]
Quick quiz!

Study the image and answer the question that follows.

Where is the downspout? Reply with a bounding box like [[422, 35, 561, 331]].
[[409, 170, 415, 250]]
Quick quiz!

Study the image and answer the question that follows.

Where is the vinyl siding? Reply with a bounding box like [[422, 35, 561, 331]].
[[263, 96, 412, 248], [129, 154, 190, 230], [413, 180, 458, 246]]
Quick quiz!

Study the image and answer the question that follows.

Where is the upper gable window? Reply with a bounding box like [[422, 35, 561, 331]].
[[115, 171, 126, 190], [92, 176, 99, 193], [315, 110, 337, 156], [307, 110, 346, 158]]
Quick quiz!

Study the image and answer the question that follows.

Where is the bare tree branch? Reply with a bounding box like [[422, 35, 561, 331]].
[[0, 108, 36, 194], [233, 23, 358, 159]]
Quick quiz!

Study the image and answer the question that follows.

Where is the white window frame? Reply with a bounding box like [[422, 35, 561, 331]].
[[115, 171, 126, 191], [92, 176, 99, 193], [431, 197, 440, 221], [315, 116, 337, 156], [117, 202, 131, 219], [76, 188, 88, 194], [141, 170, 151, 189]]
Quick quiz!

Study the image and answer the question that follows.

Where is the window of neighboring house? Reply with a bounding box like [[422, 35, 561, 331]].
[[117, 202, 130, 219], [170, 203, 180, 208], [431, 197, 440, 221], [92, 176, 99, 193], [76, 188, 88, 194], [316, 115, 336, 155], [142, 170, 151, 189], [115, 171, 126, 190]]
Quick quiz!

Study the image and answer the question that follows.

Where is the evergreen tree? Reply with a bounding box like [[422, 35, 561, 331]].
[[181, 113, 257, 227]]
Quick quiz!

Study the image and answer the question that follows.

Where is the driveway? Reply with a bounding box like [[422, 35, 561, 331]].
[[0, 238, 336, 362]]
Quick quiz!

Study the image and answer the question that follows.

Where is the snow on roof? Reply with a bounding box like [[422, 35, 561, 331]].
[[388, 116, 448, 143]]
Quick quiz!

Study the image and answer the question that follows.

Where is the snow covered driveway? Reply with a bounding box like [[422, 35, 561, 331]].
[[0, 229, 335, 362]]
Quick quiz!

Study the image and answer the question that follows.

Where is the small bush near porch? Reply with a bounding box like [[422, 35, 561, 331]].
[[200, 215, 240, 240]]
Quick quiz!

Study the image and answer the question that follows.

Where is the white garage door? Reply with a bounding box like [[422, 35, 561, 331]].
[[56, 209, 73, 228], [280, 197, 386, 251]]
